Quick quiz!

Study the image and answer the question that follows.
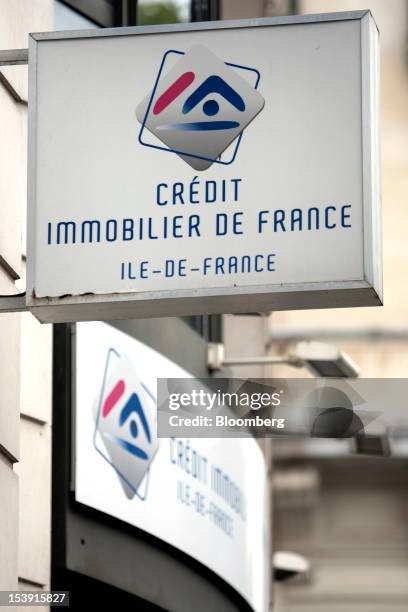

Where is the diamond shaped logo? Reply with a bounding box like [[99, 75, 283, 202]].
[[93, 352, 158, 499], [136, 44, 265, 170]]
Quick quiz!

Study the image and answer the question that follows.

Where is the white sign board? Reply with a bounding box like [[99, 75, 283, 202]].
[[74, 322, 269, 612], [27, 11, 382, 323]]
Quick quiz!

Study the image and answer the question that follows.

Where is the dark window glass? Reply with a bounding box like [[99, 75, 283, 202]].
[[137, 0, 190, 25]]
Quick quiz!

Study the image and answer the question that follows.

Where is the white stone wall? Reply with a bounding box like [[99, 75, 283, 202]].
[[269, 6, 408, 612], [0, 1, 53, 609], [268, 0, 408, 377]]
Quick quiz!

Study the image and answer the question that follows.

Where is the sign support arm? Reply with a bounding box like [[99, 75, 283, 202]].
[[0, 49, 28, 66]]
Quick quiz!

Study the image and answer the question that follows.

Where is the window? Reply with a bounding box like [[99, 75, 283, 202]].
[[54, 0, 114, 28], [137, 0, 190, 25], [54, 1, 100, 29], [55, 1, 219, 28]]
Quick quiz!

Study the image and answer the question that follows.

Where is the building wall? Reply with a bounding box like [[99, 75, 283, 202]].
[[273, 458, 408, 612], [267, 3, 408, 611], [0, 0, 53, 607], [267, 0, 408, 379]]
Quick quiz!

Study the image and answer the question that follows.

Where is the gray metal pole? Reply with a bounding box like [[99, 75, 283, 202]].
[[0, 48, 28, 66], [223, 355, 302, 367]]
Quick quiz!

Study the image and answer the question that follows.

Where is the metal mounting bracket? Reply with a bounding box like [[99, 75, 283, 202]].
[[0, 48, 28, 66], [207, 342, 302, 371], [0, 293, 27, 313]]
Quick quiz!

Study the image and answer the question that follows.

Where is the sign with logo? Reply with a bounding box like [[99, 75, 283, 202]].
[[27, 11, 381, 323], [75, 322, 269, 612], [93, 351, 158, 497]]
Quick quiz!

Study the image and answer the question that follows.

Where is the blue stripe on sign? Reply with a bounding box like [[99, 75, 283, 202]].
[[156, 121, 240, 131]]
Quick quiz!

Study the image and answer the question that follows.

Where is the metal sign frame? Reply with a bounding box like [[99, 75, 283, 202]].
[[26, 11, 382, 323]]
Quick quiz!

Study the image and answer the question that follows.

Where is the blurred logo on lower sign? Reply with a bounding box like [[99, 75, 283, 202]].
[[93, 350, 158, 499]]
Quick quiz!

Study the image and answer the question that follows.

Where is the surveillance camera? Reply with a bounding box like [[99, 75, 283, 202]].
[[273, 551, 311, 582]]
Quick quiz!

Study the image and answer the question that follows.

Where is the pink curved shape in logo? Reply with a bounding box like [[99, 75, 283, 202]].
[[103, 379, 125, 417], [153, 71, 195, 115]]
